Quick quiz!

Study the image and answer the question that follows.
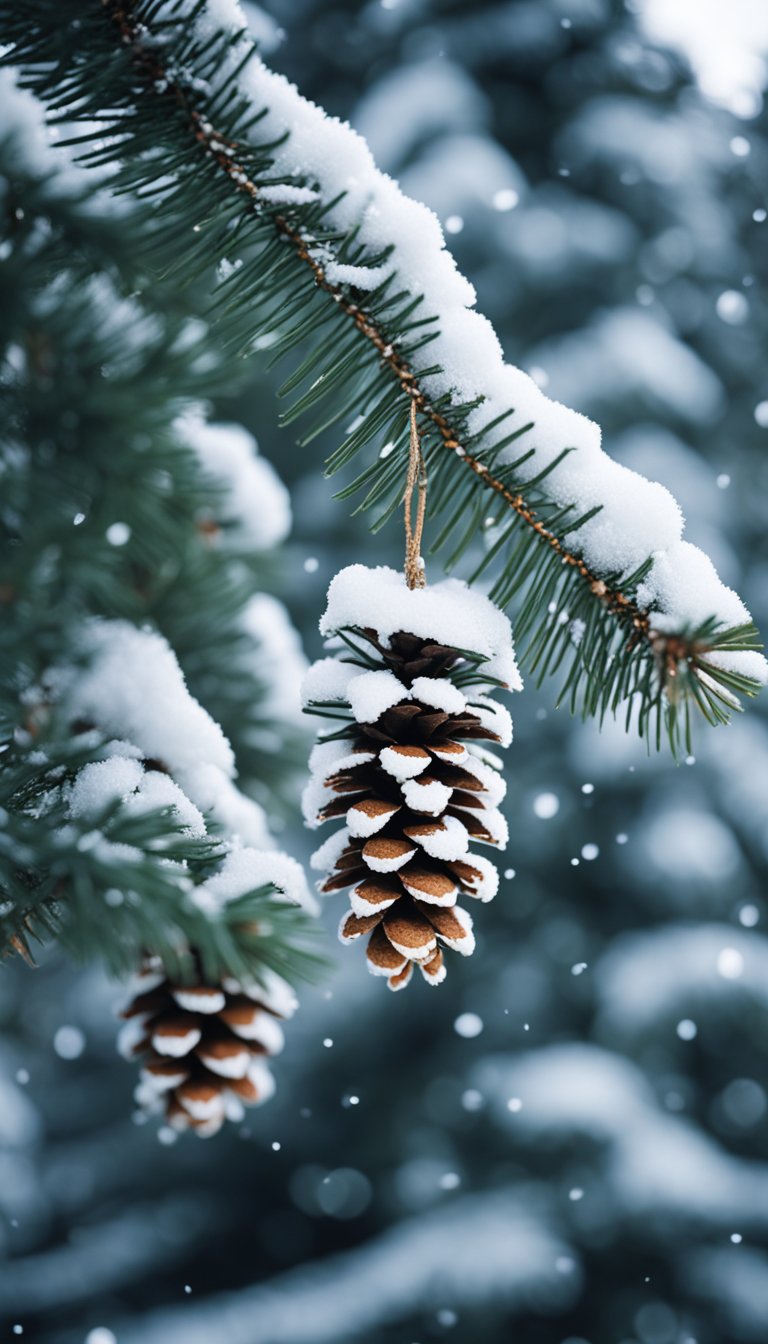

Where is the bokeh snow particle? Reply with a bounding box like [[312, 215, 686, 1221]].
[[461, 1088, 484, 1112], [754, 401, 768, 427], [85, 1331, 117, 1344], [53, 1025, 85, 1060], [105, 522, 131, 546], [676, 1019, 698, 1041], [533, 792, 559, 820], [717, 947, 744, 979], [716, 290, 749, 324], [492, 188, 519, 211], [454, 1013, 483, 1039]]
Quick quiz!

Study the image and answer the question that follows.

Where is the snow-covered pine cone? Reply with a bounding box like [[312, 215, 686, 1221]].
[[119, 957, 296, 1137], [303, 566, 520, 991]]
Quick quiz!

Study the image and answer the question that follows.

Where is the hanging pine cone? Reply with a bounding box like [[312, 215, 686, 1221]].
[[303, 565, 520, 990], [119, 956, 296, 1136]]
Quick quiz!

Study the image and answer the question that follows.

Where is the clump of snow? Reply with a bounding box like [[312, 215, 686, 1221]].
[[301, 658, 358, 707], [180, 763, 272, 849], [401, 777, 453, 816], [319, 566, 521, 692], [468, 695, 514, 749], [410, 677, 466, 715], [55, 620, 234, 779], [258, 183, 319, 205], [310, 827, 352, 875], [196, 846, 318, 915], [68, 755, 144, 817], [53, 624, 281, 850], [239, 593, 308, 724], [411, 814, 469, 861], [347, 669, 409, 723], [179, 413, 291, 550]]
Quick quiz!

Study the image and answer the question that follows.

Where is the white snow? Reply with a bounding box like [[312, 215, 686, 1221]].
[[68, 756, 143, 817], [197, 1045, 251, 1079], [410, 676, 466, 715], [239, 594, 307, 723], [467, 696, 514, 748], [230, 1009, 284, 1053], [323, 260, 392, 290], [346, 800, 399, 838], [320, 566, 521, 692], [455, 853, 499, 902], [409, 814, 469, 861], [57, 621, 235, 778], [178, 1090, 225, 1122], [362, 842, 416, 873], [349, 885, 398, 918], [180, 763, 272, 848], [475, 1043, 768, 1229], [153, 1026, 202, 1057], [227, 966, 298, 1019], [460, 754, 507, 807], [172, 987, 226, 1014], [309, 741, 374, 777], [473, 806, 509, 848], [68, 756, 207, 837], [197, 846, 317, 915], [179, 414, 291, 550], [301, 658, 357, 707], [258, 184, 319, 205], [346, 669, 408, 723], [310, 827, 352, 874], [124, 770, 207, 837], [379, 745, 430, 780], [596, 924, 768, 1035], [636, 542, 768, 684], [401, 777, 453, 816], [247, 1057, 276, 1104], [436, 905, 475, 955]]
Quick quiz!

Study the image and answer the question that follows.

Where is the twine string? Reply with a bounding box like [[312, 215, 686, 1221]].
[[404, 399, 427, 590]]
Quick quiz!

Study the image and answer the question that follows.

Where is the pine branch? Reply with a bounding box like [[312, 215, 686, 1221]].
[[0, 72, 320, 993], [2, 0, 764, 754]]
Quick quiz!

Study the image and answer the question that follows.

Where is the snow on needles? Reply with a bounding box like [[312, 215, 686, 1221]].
[[56, 621, 283, 846], [179, 413, 292, 550], [59, 620, 234, 779], [183, 0, 765, 685]]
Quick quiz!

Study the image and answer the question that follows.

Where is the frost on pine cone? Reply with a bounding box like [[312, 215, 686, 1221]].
[[303, 566, 521, 990], [120, 956, 296, 1137]]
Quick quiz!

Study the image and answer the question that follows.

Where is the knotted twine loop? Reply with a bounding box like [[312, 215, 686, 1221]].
[[404, 399, 427, 590]]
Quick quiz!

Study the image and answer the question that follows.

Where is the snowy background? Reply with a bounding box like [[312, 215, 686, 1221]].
[[5, 1, 768, 1341]]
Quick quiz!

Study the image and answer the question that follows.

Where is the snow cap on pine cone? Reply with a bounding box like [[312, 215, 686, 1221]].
[[303, 565, 520, 991]]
